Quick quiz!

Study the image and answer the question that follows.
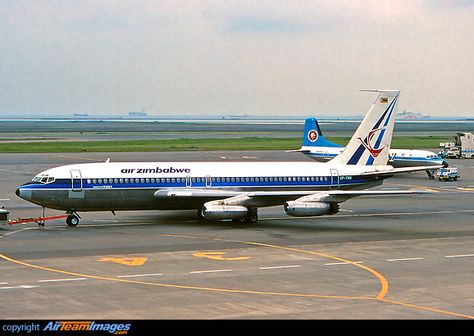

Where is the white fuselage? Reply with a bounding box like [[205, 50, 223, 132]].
[[16, 161, 391, 212], [301, 147, 446, 168]]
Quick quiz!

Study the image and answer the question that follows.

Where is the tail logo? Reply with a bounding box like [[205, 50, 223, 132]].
[[358, 127, 386, 158], [307, 130, 318, 142]]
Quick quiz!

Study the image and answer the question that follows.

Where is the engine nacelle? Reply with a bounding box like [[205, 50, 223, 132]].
[[201, 204, 248, 221], [284, 201, 336, 217]]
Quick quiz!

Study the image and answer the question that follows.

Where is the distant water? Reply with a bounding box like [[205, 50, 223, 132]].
[[0, 118, 472, 136]]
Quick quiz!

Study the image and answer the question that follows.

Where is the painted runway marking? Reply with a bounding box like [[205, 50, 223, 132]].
[[445, 254, 474, 259], [38, 277, 87, 283], [97, 257, 148, 266], [193, 251, 250, 261], [189, 269, 234, 274], [325, 261, 363, 266], [0, 227, 36, 239], [0, 285, 38, 290], [456, 188, 474, 192], [0, 282, 8, 285], [259, 265, 301, 270], [386, 257, 424, 262], [116, 273, 163, 278]]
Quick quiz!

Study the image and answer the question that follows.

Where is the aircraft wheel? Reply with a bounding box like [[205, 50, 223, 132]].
[[245, 209, 258, 223], [66, 215, 80, 227], [197, 207, 206, 221]]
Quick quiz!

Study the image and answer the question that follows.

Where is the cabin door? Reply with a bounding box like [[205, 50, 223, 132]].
[[70, 170, 83, 192], [330, 169, 339, 189]]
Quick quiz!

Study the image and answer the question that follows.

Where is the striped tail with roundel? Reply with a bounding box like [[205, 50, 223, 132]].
[[328, 90, 400, 166]]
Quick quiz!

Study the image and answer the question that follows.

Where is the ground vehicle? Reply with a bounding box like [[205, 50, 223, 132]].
[[0, 208, 9, 225], [439, 146, 461, 159], [439, 133, 474, 159], [436, 167, 460, 181]]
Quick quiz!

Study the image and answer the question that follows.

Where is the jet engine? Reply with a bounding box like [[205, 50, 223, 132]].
[[200, 204, 249, 221], [283, 201, 339, 217]]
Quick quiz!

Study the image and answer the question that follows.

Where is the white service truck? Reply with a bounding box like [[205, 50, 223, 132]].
[[436, 167, 460, 181], [439, 133, 474, 159]]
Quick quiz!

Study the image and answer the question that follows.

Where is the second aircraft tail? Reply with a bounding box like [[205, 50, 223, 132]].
[[302, 118, 343, 148]]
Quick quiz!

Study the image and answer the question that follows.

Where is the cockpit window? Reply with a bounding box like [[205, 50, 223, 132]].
[[32, 174, 55, 184]]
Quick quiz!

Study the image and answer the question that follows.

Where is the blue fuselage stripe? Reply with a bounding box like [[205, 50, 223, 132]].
[[21, 176, 374, 191]]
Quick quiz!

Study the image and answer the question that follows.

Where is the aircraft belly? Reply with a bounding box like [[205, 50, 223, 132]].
[[30, 189, 160, 211], [28, 188, 242, 211]]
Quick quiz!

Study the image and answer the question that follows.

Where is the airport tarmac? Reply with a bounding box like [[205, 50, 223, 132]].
[[1, 151, 474, 319]]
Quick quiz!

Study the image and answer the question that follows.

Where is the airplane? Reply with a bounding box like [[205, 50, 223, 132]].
[[15, 90, 442, 227], [292, 117, 448, 179]]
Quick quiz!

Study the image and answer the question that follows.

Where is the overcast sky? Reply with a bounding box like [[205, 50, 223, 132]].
[[1, 0, 473, 117]]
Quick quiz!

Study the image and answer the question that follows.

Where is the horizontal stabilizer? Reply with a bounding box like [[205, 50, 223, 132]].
[[361, 165, 443, 176]]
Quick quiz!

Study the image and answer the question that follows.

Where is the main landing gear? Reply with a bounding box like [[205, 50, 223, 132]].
[[426, 169, 435, 180], [238, 208, 258, 224], [65, 212, 80, 227]]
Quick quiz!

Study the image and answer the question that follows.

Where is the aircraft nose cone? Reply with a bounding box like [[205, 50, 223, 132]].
[[442, 161, 449, 168], [15, 187, 32, 201]]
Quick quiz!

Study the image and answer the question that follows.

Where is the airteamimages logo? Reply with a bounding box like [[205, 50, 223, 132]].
[[307, 130, 318, 142], [43, 321, 131, 335]]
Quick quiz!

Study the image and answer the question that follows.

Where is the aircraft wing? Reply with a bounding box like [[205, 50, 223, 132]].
[[154, 188, 431, 207]]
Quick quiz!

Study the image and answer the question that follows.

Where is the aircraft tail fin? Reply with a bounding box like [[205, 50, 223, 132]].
[[328, 90, 400, 166], [302, 118, 343, 148]]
